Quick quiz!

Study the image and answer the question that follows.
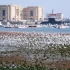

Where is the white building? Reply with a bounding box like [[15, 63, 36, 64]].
[[46, 13, 64, 20]]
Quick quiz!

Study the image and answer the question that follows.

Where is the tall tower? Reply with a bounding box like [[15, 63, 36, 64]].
[[52, 9, 54, 14]]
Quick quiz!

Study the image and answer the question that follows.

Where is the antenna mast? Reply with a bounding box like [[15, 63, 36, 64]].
[[52, 9, 54, 14]]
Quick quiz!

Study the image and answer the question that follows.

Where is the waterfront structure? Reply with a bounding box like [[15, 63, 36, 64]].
[[23, 6, 44, 21], [0, 4, 23, 21], [41, 11, 70, 24]]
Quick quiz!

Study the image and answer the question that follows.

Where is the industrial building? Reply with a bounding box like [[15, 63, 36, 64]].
[[0, 4, 23, 21], [23, 6, 44, 21], [0, 5, 44, 21]]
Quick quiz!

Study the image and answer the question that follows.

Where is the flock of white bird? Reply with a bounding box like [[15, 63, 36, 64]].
[[0, 32, 70, 50], [0, 32, 70, 61]]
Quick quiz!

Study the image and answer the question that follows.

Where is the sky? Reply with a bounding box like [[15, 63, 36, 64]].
[[0, 0, 70, 18]]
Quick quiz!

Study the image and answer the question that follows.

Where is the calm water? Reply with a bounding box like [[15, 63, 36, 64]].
[[0, 27, 70, 33]]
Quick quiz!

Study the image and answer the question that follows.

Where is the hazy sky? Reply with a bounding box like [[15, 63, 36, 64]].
[[0, 0, 70, 18]]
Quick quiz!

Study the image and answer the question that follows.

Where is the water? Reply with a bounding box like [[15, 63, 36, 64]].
[[0, 27, 70, 33]]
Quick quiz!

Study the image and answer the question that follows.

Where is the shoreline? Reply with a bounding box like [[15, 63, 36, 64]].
[[0, 31, 70, 34]]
